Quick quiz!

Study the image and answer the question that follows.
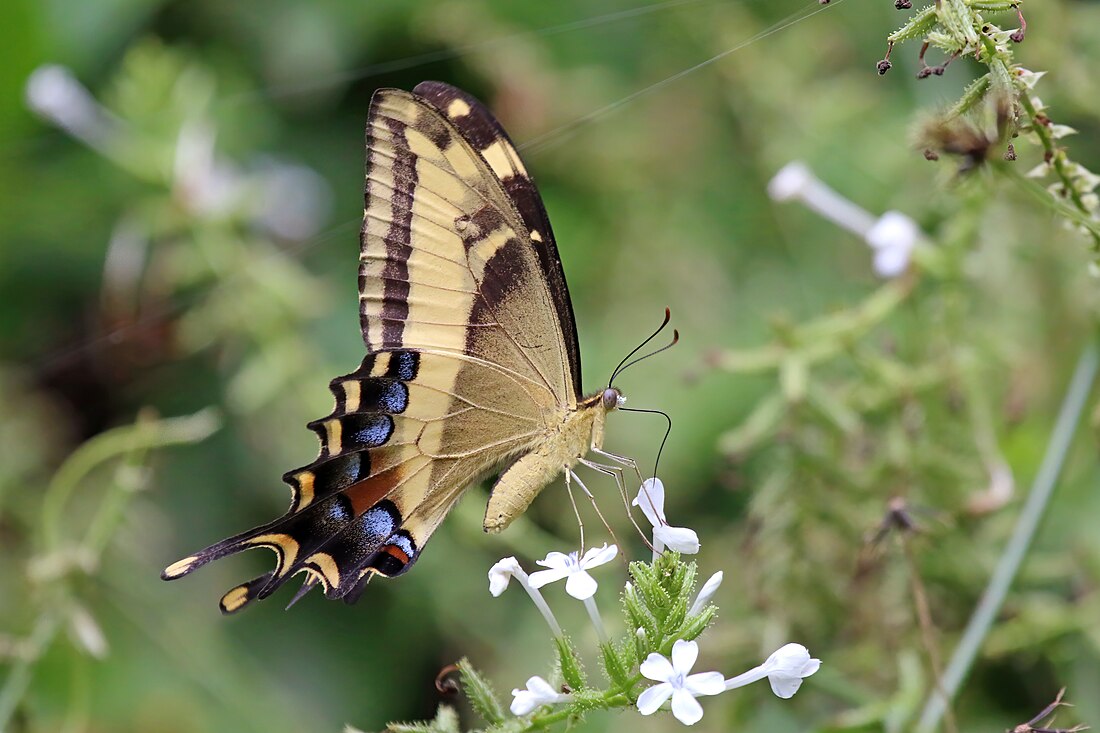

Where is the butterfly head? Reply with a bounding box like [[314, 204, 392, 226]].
[[601, 387, 626, 411]]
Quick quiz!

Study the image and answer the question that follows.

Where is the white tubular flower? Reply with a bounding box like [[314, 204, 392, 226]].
[[24, 64, 119, 150], [723, 643, 822, 699], [688, 571, 723, 617], [633, 479, 700, 555], [637, 639, 725, 725], [173, 120, 246, 218], [510, 676, 571, 716], [251, 158, 331, 239], [767, 161, 814, 201], [528, 544, 617, 600], [865, 211, 920, 278], [488, 556, 523, 597], [768, 161, 925, 279], [486, 556, 562, 638]]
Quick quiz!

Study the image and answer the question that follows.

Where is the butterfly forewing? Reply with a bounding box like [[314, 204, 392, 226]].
[[411, 81, 582, 398]]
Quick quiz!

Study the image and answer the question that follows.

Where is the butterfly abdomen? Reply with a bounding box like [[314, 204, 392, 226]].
[[483, 399, 608, 533]]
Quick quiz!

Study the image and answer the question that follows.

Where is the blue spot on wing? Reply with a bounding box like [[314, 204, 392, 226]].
[[349, 414, 394, 448], [361, 380, 409, 413]]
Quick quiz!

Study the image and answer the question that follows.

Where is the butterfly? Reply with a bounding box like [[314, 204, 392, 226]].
[[161, 81, 637, 613]]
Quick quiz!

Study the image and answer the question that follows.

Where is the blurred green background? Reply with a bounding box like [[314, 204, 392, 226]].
[[3, 0, 1100, 731]]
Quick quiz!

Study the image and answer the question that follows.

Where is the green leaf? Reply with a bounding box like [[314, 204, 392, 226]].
[[599, 642, 631, 691], [554, 636, 587, 691], [457, 658, 505, 726], [887, 5, 937, 44], [675, 606, 717, 643], [385, 705, 461, 733]]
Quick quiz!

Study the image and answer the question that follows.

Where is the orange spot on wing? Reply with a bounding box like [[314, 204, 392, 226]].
[[382, 544, 410, 564], [345, 464, 405, 515]]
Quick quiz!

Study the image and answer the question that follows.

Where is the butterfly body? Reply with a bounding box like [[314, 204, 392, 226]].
[[163, 82, 619, 612], [484, 389, 614, 533]]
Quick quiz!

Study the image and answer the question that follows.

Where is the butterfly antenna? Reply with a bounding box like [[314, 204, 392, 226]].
[[619, 406, 673, 489], [608, 307, 671, 387], [613, 329, 679, 379]]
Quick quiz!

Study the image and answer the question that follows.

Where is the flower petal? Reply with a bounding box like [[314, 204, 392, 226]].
[[670, 639, 699, 675], [688, 571, 723, 616], [579, 543, 617, 569], [671, 688, 705, 725], [535, 551, 571, 570], [654, 525, 700, 554], [636, 683, 673, 716], [763, 643, 813, 675], [768, 675, 805, 699], [527, 567, 569, 589], [768, 161, 813, 202], [526, 676, 558, 697], [632, 478, 666, 526], [685, 671, 725, 697], [564, 569, 598, 600], [510, 691, 539, 716], [488, 557, 521, 597], [639, 652, 675, 682], [760, 643, 821, 698], [510, 676, 567, 715], [873, 245, 911, 278]]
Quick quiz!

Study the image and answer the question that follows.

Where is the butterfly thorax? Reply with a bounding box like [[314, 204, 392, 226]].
[[482, 387, 621, 533]]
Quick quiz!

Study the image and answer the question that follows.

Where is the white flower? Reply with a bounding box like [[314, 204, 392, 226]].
[[688, 571, 723, 617], [24, 64, 119, 150], [865, 211, 919, 278], [488, 556, 523, 597], [173, 120, 247, 218], [767, 161, 814, 202], [510, 676, 571, 715], [633, 479, 700, 554], [767, 162, 925, 279], [723, 643, 821, 699], [528, 544, 617, 600], [486, 555, 562, 637], [637, 639, 725, 725], [251, 158, 330, 239]]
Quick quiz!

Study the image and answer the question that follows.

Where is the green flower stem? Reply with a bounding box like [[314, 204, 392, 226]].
[[525, 689, 632, 730], [0, 408, 219, 733], [916, 338, 1100, 732], [716, 276, 915, 375], [0, 611, 63, 730], [41, 407, 219, 553], [1005, 167, 1100, 240], [1013, 80, 1100, 250]]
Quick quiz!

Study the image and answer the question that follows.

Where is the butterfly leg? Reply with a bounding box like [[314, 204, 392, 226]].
[[591, 447, 646, 488], [570, 464, 624, 559], [578, 457, 654, 554], [564, 467, 586, 552]]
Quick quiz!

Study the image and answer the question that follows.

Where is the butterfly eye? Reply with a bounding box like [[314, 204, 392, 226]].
[[602, 388, 623, 410]]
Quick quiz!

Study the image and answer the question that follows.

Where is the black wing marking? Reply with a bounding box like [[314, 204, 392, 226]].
[[411, 81, 583, 400]]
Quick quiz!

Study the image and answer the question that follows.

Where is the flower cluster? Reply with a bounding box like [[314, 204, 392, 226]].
[[472, 481, 820, 728], [875, 2, 1100, 253]]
